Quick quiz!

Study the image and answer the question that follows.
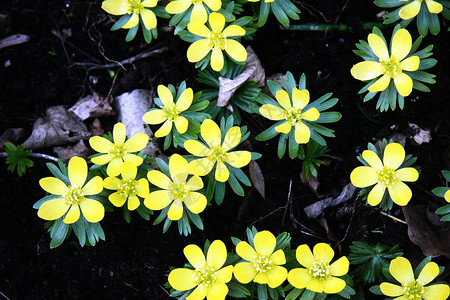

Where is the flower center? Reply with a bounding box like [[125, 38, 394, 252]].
[[207, 30, 227, 50], [283, 107, 303, 125], [308, 260, 330, 279], [380, 55, 402, 78], [118, 178, 137, 197], [63, 186, 85, 205], [402, 280, 425, 300], [127, 0, 144, 14], [191, 0, 203, 4], [108, 142, 128, 158], [376, 165, 399, 188], [161, 103, 180, 122], [193, 262, 217, 288], [207, 145, 228, 163], [252, 253, 273, 273], [168, 181, 190, 201]]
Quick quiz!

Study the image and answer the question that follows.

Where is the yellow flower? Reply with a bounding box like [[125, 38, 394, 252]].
[[166, 0, 221, 24], [445, 190, 450, 202], [350, 143, 419, 206], [101, 0, 158, 30], [184, 119, 251, 182], [259, 88, 320, 144], [144, 154, 207, 220], [287, 243, 349, 294], [350, 28, 420, 97], [142, 85, 193, 137], [168, 240, 233, 300], [103, 162, 149, 211], [380, 257, 450, 300], [89, 122, 149, 177], [399, 0, 443, 20], [233, 231, 288, 288], [187, 12, 247, 72], [38, 156, 104, 224]]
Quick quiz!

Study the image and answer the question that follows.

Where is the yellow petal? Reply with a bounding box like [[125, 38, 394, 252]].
[[222, 25, 245, 37], [168, 268, 197, 291], [80, 198, 104, 223], [313, 243, 334, 263], [142, 0, 157, 7], [394, 72, 413, 97], [288, 268, 313, 289], [188, 158, 215, 176], [190, 3, 208, 24], [350, 61, 383, 81], [368, 183, 386, 206], [91, 154, 112, 165], [104, 177, 121, 190], [169, 154, 189, 184], [275, 121, 292, 134], [323, 277, 346, 294], [254, 272, 268, 284], [157, 85, 174, 107], [155, 120, 173, 137], [186, 175, 204, 191], [109, 191, 127, 207], [140, 8, 157, 30], [383, 143, 405, 170], [270, 249, 286, 265], [125, 133, 149, 152], [388, 181, 412, 206], [224, 39, 247, 62], [306, 278, 324, 293], [187, 285, 207, 300], [425, 0, 443, 13], [392, 29, 412, 61], [267, 266, 287, 288], [166, 0, 191, 14], [174, 116, 189, 134], [301, 108, 320, 121], [329, 256, 349, 276], [68, 156, 87, 187], [215, 161, 229, 182], [184, 192, 207, 214], [113, 122, 126, 144], [389, 257, 414, 284], [106, 157, 123, 177], [184, 244, 206, 268], [206, 282, 228, 300], [296, 244, 315, 268], [101, 0, 128, 15], [368, 73, 391, 93], [423, 284, 450, 300], [259, 104, 284, 120], [168, 199, 184, 220], [127, 194, 140, 210], [234, 262, 257, 284], [135, 178, 149, 197], [254, 230, 276, 256], [207, 240, 227, 269], [236, 241, 257, 261], [89, 136, 112, 153], [211, 46, 224, 72], [147, 170, 172, 189], [39, 177, 67, 195], [82, 176, 103, 195], [292, 88, 309, 109], [38, 198, 69, 220], [208, 12, 225, 32], [275, 89, 291, 110], [222, 127, 241, 152], [368, 33, 389, 61], [396, 167, 418, 182], [120, 161, 137, 180], [201, 119, 222, 147], [362, 150, 383, 170], [399, 56, 420, 71], [122, 12, 139, 28], [176, 88, 193, 112], [380, 282, 404, 297], [203, 0, 221, 11], [144, 190, 172, 210], [216, 265, 233, 284], [184, 140, 210, 156], [122, 153, 144, 166], [187, 22, 210, 37], [399, 0, 421, 20], [226, 151, 251, 169], [294, 122, 311, 144], [418, 262, 439, 285], [445, 190, 450, 203], [63, 204, 80, 224], [350, 166, 378, 188]]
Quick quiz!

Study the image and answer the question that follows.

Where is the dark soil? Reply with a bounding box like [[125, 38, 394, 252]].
[[1, 0, 449, 299]]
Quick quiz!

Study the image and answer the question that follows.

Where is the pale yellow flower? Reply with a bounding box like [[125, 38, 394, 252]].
[[166, 0, 221, 24], [102, 0, 158, 30], [399, 0, 443, 20]]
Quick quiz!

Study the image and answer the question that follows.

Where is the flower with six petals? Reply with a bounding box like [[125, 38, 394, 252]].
[[233, 231, 288, 288], [101, 0, 158, 30], [144, 154, 207, 220], [166, 0, 221, 24], [187, 12, 247, 72], [399, 0, 443, 20], [89, 122, 149, 177], [351, 28, 420, 97], [142, 85, 193, 138], [184, 119, 251, 182], [288, 243, 349, 294], [380, 257, 450, 300], [103, 162, 149, 211], [168, 240, 233, 300], [38, 156, 104, 224], [259, 87, 320, 144], [350, 143, 419, 206]]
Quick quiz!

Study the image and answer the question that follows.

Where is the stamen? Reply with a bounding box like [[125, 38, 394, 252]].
[[380, 55, 402, 78], [107, 143, 128, 158], [63, 186, 85, 205], [207, 145, 228, 163], [252, 253, 273, 273], [207, 30, 227, 50], [402, 280, 425, 300], [283, 107, 303, 125], [118, 179, 137, 197], [168, 181, 190, 201], [161, 103, 180, 122], [308, 260, 330, 279], [376, 165, 399, 188], [192, 262, 217, 287]]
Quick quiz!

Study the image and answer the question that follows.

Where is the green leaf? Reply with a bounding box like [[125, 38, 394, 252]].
[[125, 25, 139, 42], [228, 168, 245, 196], [111, 14, 132, 31], [214, 181, 226, 205], [49, 218, 70, 248]]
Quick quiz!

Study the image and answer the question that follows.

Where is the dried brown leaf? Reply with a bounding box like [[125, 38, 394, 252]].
[[408, 123, 432, 145], [0, 128, 28, 148], [0, 34, 30, 50], [53, 140, 90, 163], [69, 93, 115, 121], [249, 161, 265, 199]]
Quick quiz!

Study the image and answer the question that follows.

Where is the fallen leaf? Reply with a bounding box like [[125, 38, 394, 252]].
[[53, 140, 90, 163], [316, 215, 342, 253], [69, 92, 115, 121], [89, 119, 104, 137], [0, 128, 28, 148], [249, 161, 265, 199], [0, 34, 30, 50], [408, 123, 432, 145], [300, 172, 323, 198]]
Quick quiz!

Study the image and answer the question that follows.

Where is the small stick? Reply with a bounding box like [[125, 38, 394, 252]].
[[379, 211, 407, 225]]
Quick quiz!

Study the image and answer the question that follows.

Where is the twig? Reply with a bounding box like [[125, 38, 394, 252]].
[[0, 152, 58, 162], [379, 210, 407, 225], [51, 30, 100, 64], [281, 179, 293, 226], [0, 290, 10, 300]]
